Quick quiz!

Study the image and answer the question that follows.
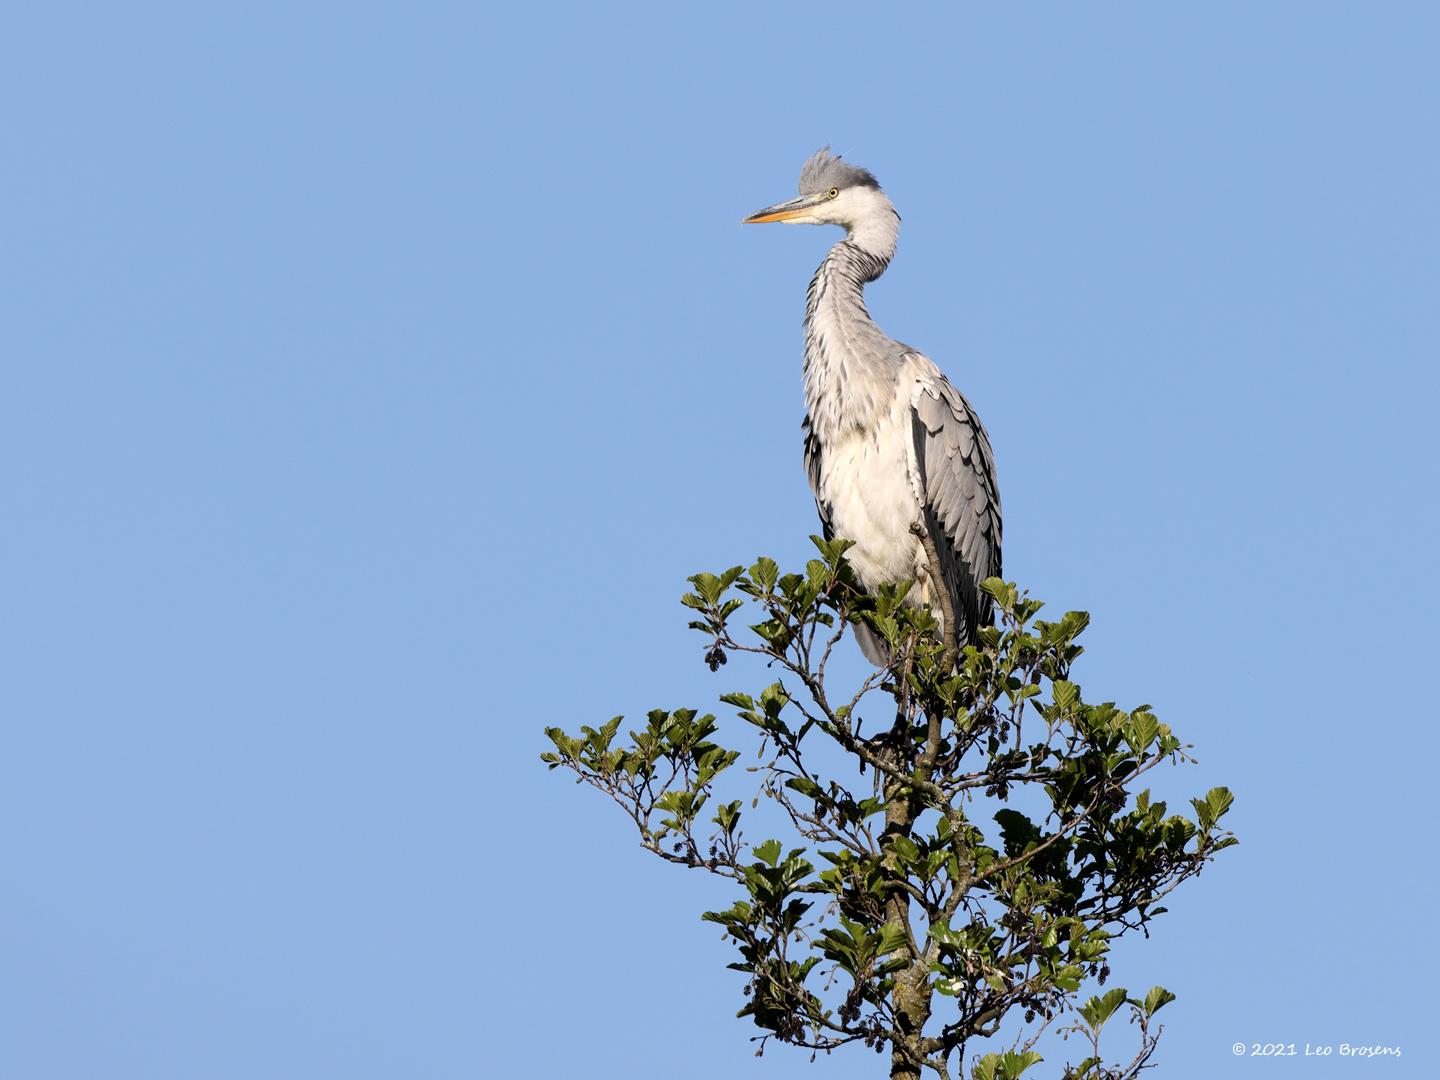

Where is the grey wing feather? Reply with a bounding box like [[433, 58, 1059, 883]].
[[802, 415, 834, 541], [910, 375, 1003, 649]]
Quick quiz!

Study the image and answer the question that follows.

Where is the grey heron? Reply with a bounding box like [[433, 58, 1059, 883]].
[[744, 148, 1002, 665]]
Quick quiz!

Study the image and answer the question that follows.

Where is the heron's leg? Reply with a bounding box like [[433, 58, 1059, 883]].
[[908, 521, 959, 670]]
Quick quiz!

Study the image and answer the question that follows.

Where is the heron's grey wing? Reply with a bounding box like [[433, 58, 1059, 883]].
[[909, 376, 1003, 649], [802, 414, 834, 541]]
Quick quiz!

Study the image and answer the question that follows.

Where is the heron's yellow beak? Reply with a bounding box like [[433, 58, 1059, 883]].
[[742, 192, 828, 224]]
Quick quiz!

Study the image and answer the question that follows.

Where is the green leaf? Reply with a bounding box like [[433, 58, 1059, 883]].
[[928, 920, 962, 948], [687, 572, 722, 604], [887, 834, 920, 866], [784, 776, 822, 799], [1078, 987, 1129, 1033], [713, 800, 742, 834], [1142, 986, 1177, 1017], [1051, 680, 1078, 711], [1053, 965, 1082, 992], [1125, 710, 1159, 754], [1206, 786, 1234, 822], [752, 839, 782, 867], [875, 923, 909, 958], [1000, 1051, 1044, 1080], [980, 578, 1015, 609], [1191, 786, 1235, 831], [750, 556, 779, 590], [993, 809, 1040, 855], [975, 1050, 1043, 1080]]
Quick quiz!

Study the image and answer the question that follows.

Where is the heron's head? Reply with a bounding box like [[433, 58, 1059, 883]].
[[743, 148, 899, 257]]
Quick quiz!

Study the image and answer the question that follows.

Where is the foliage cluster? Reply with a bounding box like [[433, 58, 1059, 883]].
[[544, 539, 1235, 1080]]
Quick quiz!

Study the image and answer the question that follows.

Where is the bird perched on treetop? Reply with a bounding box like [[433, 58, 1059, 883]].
[[743, 148, 1002, 665]]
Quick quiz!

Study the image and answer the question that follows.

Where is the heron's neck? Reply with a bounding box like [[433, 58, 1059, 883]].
[[803, 225, 901, 438]]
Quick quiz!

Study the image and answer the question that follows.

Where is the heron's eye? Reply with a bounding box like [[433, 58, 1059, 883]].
[[828, 188, 839, 200]]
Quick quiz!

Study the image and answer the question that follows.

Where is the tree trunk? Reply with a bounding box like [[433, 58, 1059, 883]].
[[882, 760, 932, 1080]]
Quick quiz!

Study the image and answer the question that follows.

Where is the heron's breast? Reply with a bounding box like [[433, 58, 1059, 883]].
[[817, 416, 925, 588]]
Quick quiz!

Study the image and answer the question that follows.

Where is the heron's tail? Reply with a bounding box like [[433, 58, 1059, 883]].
[[853, 622, 892, 667]]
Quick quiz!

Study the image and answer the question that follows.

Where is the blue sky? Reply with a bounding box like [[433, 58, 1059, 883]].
[[2, 3, 1435, 1077]]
